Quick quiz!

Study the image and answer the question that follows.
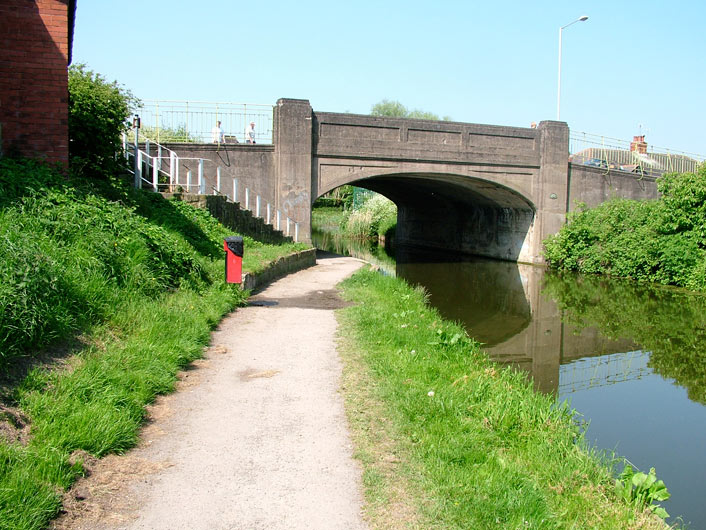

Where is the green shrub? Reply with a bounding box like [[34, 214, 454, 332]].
[[68, 64, 135, 176], [655, 169, 706, 242], [544, 167, 706, 291], [0, 159, 226, 370], [341, 193, 397, 239]]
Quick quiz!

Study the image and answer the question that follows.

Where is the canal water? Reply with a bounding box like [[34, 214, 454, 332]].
[[313, 229, 706, 528]]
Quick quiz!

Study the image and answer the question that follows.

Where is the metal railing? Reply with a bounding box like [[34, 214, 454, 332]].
[[122, 131, 300, 241], [132, 100, 275, 144], [569, 131, 704, 178]]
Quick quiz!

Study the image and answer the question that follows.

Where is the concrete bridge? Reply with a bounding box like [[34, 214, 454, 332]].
[[163, 98, 658, 264]]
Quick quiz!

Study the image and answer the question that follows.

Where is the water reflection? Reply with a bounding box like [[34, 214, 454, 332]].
[[396, 248, 639, 395], [314, 231, 706, 404], [544, 273, 706, 404], [312, 229, 396, 275]]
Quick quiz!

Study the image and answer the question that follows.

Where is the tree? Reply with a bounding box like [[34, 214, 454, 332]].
[[370, 99, 451, 121], [68, 64, 135, 176]]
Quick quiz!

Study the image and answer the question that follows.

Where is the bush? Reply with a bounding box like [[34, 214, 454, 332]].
[[68, 64, 135, 176], [655, 169, 706, 243], [340, 193, 396, 239], [313, 185, 354, 208], [0, 158, 226, 370], [544, 167, 706, 290]]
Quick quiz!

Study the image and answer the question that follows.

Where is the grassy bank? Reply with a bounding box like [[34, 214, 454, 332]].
[[0, 158, 307, 529], [337, 268, 666, 529], [544, 169, 706, 291]]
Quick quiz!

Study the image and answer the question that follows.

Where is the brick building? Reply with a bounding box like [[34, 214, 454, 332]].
[[0, 0, 77, 164]]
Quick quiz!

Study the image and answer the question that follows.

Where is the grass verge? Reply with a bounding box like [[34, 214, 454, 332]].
[[0, 158, 308, 529], [337, 268, 666, 529]]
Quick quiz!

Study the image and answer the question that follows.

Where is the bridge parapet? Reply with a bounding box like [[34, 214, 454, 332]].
[[313, 112, 540, 168]]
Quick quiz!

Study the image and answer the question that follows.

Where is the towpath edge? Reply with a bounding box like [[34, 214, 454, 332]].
[[52, 253, 368, 530]]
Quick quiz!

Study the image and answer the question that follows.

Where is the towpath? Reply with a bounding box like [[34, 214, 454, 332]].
[[54, 253, 368, 530]]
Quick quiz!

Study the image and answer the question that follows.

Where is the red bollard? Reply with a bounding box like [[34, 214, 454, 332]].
[[223, 236, 243, 284]]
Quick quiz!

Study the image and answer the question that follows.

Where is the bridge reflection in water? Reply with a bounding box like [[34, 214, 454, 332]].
[[395, 247, 639, 395]]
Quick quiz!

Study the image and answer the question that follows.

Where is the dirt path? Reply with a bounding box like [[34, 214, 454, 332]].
[[54, 254, 368, 530]]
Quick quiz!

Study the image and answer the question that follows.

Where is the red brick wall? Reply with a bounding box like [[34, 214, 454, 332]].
[[0, 0, 70, 164]]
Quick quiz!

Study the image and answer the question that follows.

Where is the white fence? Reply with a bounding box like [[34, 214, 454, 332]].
[[123, 131, 299, 241]]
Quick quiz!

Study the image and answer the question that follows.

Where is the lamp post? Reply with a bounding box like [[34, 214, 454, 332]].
[[557, 15, 588, 120]]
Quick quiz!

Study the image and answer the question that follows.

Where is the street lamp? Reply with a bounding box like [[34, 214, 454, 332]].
[[557, 15, 588, 120]]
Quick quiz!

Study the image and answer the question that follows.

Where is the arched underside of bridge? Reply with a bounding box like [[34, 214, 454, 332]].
[[325, 172, 537, 263]]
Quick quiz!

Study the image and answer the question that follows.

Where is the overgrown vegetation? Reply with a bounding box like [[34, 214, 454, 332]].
[[313, 189, 397, 243], [68, 64, 135, 176], [0, 65, 308, 529], [544, 167, 706, 291], [338, 268, 667, 529], [0, 158, 305, 369], [340, 193, 397, 240]]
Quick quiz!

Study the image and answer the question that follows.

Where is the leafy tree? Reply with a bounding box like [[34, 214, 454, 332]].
[[655, 166, 706, 243], [313, 185, 354, 209], [68, 64, 136, 176], [139, 125, 201, 143], [370, 99, 451, 121]]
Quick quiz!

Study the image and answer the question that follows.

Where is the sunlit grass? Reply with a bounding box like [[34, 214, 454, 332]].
[[0, 158, 309, 529], [338, 268, 667, 529]]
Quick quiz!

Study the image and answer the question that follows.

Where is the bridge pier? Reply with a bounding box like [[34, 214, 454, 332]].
[[273, 98, 313, 242], [531, 120, 571, 264]]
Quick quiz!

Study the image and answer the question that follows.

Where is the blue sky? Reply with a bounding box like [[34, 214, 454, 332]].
[[74, 0, 705, 155]]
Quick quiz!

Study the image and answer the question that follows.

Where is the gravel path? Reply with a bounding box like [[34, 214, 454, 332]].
[[56, 254, 368, 530]]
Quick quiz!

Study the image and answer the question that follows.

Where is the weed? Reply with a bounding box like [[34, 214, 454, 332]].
[[615, 465, 671, 519], [544, 167, 706, 291]]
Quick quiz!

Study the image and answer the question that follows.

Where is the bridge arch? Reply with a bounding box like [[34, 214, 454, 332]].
[[320, 171, 537, 262]]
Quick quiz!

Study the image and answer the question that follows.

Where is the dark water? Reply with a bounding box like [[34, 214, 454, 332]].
[[313, 230, 706, 528]]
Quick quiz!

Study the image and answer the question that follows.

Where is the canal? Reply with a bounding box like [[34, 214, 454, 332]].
[[313, 228, 706, 528]]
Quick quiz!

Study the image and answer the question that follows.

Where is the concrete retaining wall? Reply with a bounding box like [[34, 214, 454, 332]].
[[162, 192, 293, 244], [242, 249, 317, 292], [567, 163, 659, 210], [160, 144, 275, 206]]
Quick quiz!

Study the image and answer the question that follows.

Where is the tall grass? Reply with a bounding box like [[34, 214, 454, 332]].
[[0, 158, 306, 369], [340, 194, 396, 240], [0, 158, 307, 529], [338, 269, 667, 529]]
